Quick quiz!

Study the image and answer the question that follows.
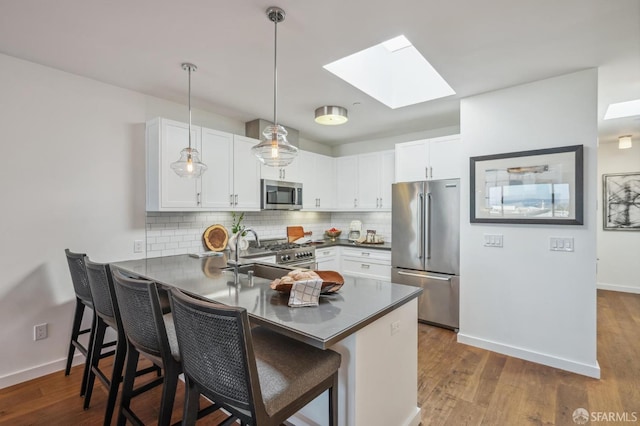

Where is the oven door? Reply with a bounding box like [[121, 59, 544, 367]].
[[261, 179, 303, 210], [286, 259, 316, 270]]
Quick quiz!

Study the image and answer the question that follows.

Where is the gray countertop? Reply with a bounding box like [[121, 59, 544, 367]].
[[112, 255, 419, 349]]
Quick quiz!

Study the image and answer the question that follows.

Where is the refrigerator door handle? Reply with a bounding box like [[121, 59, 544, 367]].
[[426, 192, 432, 259], [397, 271, 452, 281], [418, 192, 424, 260]]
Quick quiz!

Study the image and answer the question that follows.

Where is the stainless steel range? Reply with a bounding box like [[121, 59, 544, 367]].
[[261, 239, 316, 269]]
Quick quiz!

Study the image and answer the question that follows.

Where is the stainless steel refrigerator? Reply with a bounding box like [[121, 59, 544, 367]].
[[391, 179, 460, 330]]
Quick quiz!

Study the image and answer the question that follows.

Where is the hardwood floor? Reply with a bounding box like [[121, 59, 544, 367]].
[[1, 290, 638, 426]]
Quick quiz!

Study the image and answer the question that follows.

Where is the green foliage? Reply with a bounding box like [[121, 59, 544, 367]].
[[231, 212, 246, 236]]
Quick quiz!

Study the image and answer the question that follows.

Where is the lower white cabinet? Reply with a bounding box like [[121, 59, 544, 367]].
[[315, 247, 339, 271], [340, 247, 391, 281]]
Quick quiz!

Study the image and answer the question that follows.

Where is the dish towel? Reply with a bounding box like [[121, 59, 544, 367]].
[[288, 279, 323, 307]]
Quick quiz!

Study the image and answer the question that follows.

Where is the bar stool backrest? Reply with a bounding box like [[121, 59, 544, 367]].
[[65, 249, 92, 305], [111, 269, 170, 361], [170, 288, 263, 419], [84, 259, 119, 329]]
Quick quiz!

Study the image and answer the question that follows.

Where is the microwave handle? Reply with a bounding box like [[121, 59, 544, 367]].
[[293, 188, 299, 205]]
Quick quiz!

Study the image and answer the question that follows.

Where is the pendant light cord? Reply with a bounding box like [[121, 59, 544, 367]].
[[273, 16, 278, 126], [188, 65, 192, 151]]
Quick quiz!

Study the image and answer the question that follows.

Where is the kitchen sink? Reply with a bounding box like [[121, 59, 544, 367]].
[[227, 263, 291, 280]]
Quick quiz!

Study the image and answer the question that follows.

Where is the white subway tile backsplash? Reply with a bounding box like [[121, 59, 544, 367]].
[[144, 210, 391, 257]]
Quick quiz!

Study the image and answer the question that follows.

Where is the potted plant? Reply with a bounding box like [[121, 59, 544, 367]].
[[229, 212, 248, 251]]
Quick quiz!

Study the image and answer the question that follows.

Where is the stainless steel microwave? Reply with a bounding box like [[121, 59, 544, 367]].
[[261, 179, 303, 210]]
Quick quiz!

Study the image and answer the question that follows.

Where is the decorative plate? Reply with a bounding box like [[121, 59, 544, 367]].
[[203, 224, 229, 252]]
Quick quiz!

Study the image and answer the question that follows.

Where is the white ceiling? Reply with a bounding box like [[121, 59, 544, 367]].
[[0, 0, 638, 146]]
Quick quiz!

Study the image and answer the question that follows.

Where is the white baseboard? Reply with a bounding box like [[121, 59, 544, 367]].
[[457, 333, 601, 379], [0, 353, 85, 390], [597, 282, 640, 294]]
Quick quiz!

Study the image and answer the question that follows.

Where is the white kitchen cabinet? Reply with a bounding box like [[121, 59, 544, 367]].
[[335, 151, 394, 211], [147, 118, 202, 211], [300, 151, 335, 210], [260, 157, 301, 182], [395, 134, 461, 182], [315, 247, 339, 271], [357, 150, 394, 210], [341, 247, 391, 281], [146, 117, 260, 211], [335, 156, 359, 209], [230, 135, 261, 210]]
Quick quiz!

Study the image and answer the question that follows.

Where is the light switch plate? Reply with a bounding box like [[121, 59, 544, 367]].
[[483, 234, 503, 248], [550, 237, 574, 252]]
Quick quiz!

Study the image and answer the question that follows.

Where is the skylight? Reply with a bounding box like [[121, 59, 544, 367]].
[[604, 99, 640, 119], [323, 35, 455, 109]]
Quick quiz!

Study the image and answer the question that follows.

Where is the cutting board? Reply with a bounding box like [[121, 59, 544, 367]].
[[287, 226, 304, 243]]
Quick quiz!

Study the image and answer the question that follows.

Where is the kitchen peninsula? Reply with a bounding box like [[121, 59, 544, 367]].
[[113, 255, 422, 426]]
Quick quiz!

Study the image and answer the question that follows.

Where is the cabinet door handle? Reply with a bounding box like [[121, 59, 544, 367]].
[[429, 166, 433, 179], [354, 198, 358, 208], [361, 252, 370, 256], [425, 166, 429, 179], [282, 169, 285, 179], [234, 194, 238, 206], [361, 264, 370, 269], [197, 192, 201, 206], [379, 197, 382, 208], [229, 194, 234, 206]]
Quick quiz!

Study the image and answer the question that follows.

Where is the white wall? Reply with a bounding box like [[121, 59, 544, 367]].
[[597, 142, 640, 293], [0, 53, 249, 388], [458, 70, 600, 378]]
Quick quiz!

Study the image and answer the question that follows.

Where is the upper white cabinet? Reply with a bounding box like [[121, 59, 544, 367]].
[[147, 118, 201, 211], [261, 159, 301, 182], [335, 156, 359, 209], [231, 136, 261, 210], [146, 118, 260, 211], [395, 134, 461, 182], [335, 151, 394, 211], [357, 150, 394, 210], [300, 151, 335, 210]]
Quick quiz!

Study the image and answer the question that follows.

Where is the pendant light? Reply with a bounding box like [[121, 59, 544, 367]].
[[251, 6, 298, 167], [171, 63, 207, 178]]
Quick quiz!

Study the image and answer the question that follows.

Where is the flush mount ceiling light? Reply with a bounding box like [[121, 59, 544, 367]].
[[251, 6, 298, 167], [323, 35, 455, 109], [604, 99, 640, 120], [171, 63, 207, 178], [314, 105, 348, 125], [618, 135, 633, 149]]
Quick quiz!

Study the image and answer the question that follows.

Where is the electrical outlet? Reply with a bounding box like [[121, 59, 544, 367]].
[[390, 321, 400, 336], [134, 240, 144, 253], [34, 323, 48, 341]]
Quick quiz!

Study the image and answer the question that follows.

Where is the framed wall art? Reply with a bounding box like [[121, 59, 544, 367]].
[[470, 145, 584, 225], [602, 172, 640, 231]]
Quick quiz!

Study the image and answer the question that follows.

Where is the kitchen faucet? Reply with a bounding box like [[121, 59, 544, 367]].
[[232, 227, 261, 268]]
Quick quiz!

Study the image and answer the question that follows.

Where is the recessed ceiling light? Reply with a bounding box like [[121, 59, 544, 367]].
[[604, 99, 640, 120], [323, 35, 455, 109]]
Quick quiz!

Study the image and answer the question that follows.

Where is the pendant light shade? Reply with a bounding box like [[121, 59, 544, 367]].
[[171, 63, 207, 178], [251, 6, 298, 167]]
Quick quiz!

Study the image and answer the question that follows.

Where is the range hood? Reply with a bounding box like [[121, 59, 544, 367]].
[[245, 119, 299, 148]]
